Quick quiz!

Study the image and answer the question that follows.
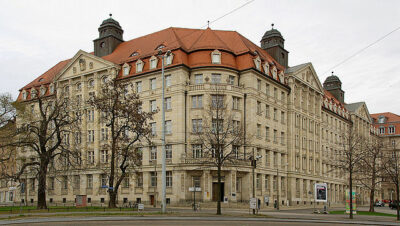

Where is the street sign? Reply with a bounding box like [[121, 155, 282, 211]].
[[138, 204, 144, 211], [189, 187, 201, 192], [315, 183, 328, 202], [9, 187, 16, 190], [250, 198, 257, 209]]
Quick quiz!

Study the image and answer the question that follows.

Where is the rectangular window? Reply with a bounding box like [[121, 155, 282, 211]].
[[281, 111, 285, 124], [74, 132, 81, 144], [101, 150, 109, 163], [273, 108, 277, 120], [49, 177, 55, 190], [101, 174, 107, 187], [165, 120, 172, 134], [166, 171, 172, 187], [150, 78, 156, 90], [232, 120, 240, 133], [281, 91, 285, 102], [136, 81, 142, 93], [88, 130, 94, 143], [122, 177, 129, 188], [74, 175, 80, 189], [265, 127, 270, 141], [265, 150, 269, 166], [151, 122, 157, 136], [257, 101, 261, 114], [256, 174, 261, 189], [192, 144, 202, 158], [212, 119, 223, 133], [87, 151, 94, 165], [192, 95, 203, 108], [165, 97, 172, 110], [232, 145, 239, 159], [264, 175, 269, 190], [257, 124, 261, 138], [150, 146, 157, 160], [192, 119, 203, 133], [101, 128, 108, 141], [136, 173, 143, 187], [229, 75, 235, 85], [165, 75, 171, 87], [62, 176, 68, 190], [194, 74, 203, 84], [257, 79, 261, 91], [150, 172, 157, 187], [211, 95, 224, 108], [166, 145, 172, 159], [281, 132, 285, 145], [274, 88, 278, 99], [211, 73, 221, 84], [150, 100, 157, 112], [232, 97, 240, 110], [88, 109, 94, 122], [265, 105, 270, 118], [87, 174, 93, 189], [273, 130, 277, 143], [266, 84, 270, 96]]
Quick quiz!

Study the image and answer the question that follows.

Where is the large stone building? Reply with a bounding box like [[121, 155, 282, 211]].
[[15, 16, 376, 206], [371, 112, 400, 200]]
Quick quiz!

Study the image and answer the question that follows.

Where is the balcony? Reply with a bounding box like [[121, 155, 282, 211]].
[[189, 84, 242, 93]]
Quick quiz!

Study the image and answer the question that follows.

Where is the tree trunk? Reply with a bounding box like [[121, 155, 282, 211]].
[[369, 188, 374, 212], [217, 164, 222, 215], [37, 160, 48, 209], [109, 191, 117, 208], [396, 183, 399, 221], [349, 170, 353, 219]]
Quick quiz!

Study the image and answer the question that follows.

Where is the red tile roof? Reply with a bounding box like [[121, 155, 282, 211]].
[[371, 112, 400, 135], [19, 27, 285, 101]]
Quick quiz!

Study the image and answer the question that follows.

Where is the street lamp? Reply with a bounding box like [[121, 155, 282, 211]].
[[250, 148, 262, 215], [159, 49, 171, 214], [276, 162, 288, 211]]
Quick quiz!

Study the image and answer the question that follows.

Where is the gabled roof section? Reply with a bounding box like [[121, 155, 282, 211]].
[[54, 50, 118, 81], [346, 101, 372, 122], [189, 28, 232, 52], [285, 62, 324, 94], [345, 102, 364, 113]]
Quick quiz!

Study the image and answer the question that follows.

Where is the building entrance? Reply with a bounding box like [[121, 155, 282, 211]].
[[212, 182, 224, 201]]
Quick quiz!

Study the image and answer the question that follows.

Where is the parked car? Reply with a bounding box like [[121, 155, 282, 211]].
[[374, 201, 385, 207], [389, 201, 399, 209]]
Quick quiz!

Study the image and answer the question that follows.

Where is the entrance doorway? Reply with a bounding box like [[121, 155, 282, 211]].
[[212, 182, 224, 201], [150, 195, 155, 206]]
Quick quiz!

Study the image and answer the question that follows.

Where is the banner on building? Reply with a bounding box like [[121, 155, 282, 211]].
[[314, 183, 328, 202], [345, 189, 357, 214]]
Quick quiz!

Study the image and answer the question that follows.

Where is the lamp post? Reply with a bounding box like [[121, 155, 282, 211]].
[[251, 148, 262, 215], [159, 49, 171, 214]]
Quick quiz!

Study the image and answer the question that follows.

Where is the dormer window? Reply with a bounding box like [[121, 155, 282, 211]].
[[156, 44, 165, 50], [49, 84, 55, 94], [40, 86, 46, 96], [149, 56, 158, 69], [31, 89, 37, 98], [122, 63, 131, 76], [263, 63, 270, 75], [378, 115, 386, 124], [136, 59, 144, 73], [130, 52, 139, 57], [278, 71, 284, 84], [38, 78, 44, 82], [166, 53, 174, 65], [272, 66, 277, 79], [22, 90, 27, 100], [211, 50, 221, 64], [253, 56, 261, 70]]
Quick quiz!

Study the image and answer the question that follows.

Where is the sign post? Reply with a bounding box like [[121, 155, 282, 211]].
[[189, 187, 201, 211], [314, 183, 328, 213], [250, 197, 257, 213]]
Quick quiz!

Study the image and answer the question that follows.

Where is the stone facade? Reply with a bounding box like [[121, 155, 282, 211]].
[[14, 18, 376, 207]]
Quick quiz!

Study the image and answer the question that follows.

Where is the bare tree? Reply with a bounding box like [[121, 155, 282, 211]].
[[88, 77, 154, 208], [1, 93, 80, 209], [382, 142, 400, 220], [355, 137, 385, 212], [0, 93, 16, 127], [333, 125, 364, 219], [190, 86, 246, 215]]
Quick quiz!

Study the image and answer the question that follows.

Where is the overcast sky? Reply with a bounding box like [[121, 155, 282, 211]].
[[0, 0, 399, 114]]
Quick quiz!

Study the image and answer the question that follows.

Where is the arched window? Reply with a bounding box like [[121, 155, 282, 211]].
[[130, 52, 139, 57], [263, 63, 270, 75], [76, 82, 82, 91], [211, 50, 221, 64], [272, 66, 277, 79], [88, 79, 95, 88]]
